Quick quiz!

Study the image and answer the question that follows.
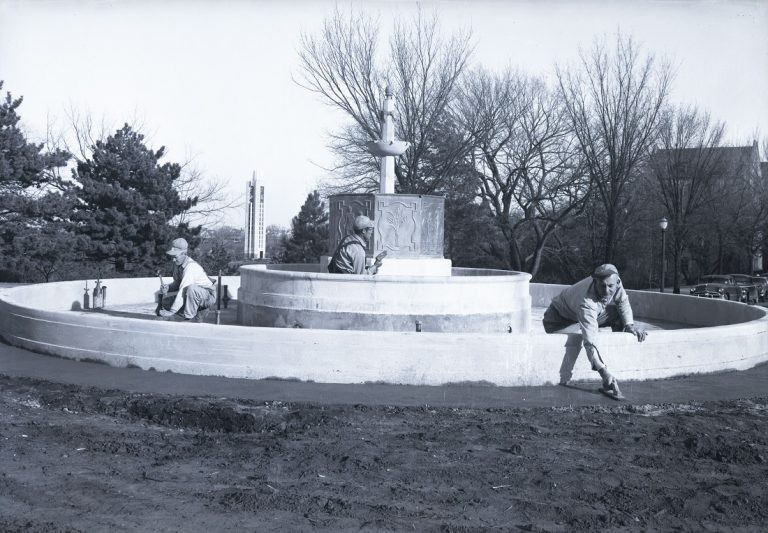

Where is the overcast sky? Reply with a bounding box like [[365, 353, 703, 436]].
[[1, 0, 766, 229]]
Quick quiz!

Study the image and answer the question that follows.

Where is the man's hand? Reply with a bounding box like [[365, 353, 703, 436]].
[[160, 283, 169, 295], [370, 251, 387, 271], [623, 324, 647, 342]]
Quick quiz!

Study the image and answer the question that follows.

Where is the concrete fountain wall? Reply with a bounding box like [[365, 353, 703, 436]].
[[237, 264, 532, 333], [1, 275, 767, 386]]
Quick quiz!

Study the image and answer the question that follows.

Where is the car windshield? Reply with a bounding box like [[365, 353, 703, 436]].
[[702, 276, 731, 284]]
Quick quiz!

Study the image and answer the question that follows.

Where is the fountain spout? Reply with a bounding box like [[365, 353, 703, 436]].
[[366, 84, 410, 194]]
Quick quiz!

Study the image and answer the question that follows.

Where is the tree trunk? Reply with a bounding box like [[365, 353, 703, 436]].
[[528, 241, 546, 279], [717, 233, 723, 274], [509, 236, 522, 272], [603, 209, 616, 264]]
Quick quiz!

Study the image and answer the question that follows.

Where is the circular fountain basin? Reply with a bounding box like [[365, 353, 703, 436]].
[[237, 264, 532, 333], [1, 277, 767, 386]]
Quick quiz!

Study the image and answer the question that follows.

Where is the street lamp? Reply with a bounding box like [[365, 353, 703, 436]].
[[659, 217, 668, 293]]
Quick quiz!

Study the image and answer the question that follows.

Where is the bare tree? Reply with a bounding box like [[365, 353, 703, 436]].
[[557, 33, 672, 263], [296, 8, 473, 195], [762, 136, 768, 163], [172, 155, 239, 228], [714, 141, 768, 275], [676, 137, 768, 277], [455, 68, 590, 276], [63, 105, 123, 162], [648, 105, 726, 292]]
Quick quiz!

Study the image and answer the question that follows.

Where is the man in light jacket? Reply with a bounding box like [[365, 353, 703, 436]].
[[543, 264, 647, 398], [156, 238, 216, 322]]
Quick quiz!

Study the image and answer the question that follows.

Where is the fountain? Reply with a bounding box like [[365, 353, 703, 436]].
[[337, 83, 452, 277], [2, 276, 767, 385], [237, 85, 531, 333], [2, 87, 768, 387]]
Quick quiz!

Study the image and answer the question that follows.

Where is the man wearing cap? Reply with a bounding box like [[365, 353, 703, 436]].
[[328, 215, 386, 275], [543, 264, 647, 398], [156, 237, 216, 322]]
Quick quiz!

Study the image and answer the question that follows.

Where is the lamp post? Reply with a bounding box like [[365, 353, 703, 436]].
[[659, 217, 668, 293]]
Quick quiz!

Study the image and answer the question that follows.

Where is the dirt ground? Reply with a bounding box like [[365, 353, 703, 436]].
[[0, 374, 766, 532]]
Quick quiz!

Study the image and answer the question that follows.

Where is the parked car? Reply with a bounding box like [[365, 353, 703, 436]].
[[689, 275, 751, 302], [749, 276, 768, 302], [727, 274, 761, 304], [752, 276, 768, 301]]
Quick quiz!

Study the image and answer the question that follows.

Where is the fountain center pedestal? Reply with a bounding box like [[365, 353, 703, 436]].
[[323, 192, 452, 276]]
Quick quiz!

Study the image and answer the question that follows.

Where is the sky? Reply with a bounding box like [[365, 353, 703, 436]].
[[1, 0, 766, 230]]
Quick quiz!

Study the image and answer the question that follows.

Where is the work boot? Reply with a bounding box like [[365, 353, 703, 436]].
[[157, 312, 185, 322], [194, 307, 211, 323]]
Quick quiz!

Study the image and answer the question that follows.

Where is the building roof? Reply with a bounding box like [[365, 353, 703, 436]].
[[652, 144, 761, 178]]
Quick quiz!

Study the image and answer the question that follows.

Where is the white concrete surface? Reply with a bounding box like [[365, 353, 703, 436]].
[[318, 256, 452, 276], [238, 264, 531, 332], [0, 278, 766, 386], [375, 258, 452, 276]]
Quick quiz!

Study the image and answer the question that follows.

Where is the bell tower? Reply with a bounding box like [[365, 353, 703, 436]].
[[244, 171, 266, 259]]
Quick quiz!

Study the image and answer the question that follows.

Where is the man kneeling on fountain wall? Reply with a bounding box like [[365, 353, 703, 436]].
[[328, 215, 386, 275], [542, 264, 647, 397], [156, 238, 216, 322]]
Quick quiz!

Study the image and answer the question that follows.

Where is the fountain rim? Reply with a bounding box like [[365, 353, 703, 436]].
[[2, 278, 768, 386], [329, 192, 445, 199], [240, 264, 533, 284]]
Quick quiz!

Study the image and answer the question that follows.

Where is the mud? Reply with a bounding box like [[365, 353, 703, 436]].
[[0, 374, 766, 532]]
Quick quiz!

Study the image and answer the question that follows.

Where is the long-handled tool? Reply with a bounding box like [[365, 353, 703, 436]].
[[155, 270, 165, 316], [216, 269, 222, 325]]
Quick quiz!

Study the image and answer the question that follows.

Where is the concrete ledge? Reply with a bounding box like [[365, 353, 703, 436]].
[[238, 301, 523, 333], [238, 264, 532, 333], [0, 278, 766, 386], [319, 256, 453, 276]]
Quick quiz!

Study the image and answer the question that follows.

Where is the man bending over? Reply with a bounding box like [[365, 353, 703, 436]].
[[543, 264, 647, 398]]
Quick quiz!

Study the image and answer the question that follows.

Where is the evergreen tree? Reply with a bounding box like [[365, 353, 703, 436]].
[[8, 222, 87, 282], [71, 124, 200, 275], [281, 190, 329, 263], [0, 81, 69, 204], [0, 81, 73, 280]]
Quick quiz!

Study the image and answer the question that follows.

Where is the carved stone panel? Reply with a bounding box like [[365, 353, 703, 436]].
[[328, 193, 445, 259], [375, 197, 420, 256], [420, 196, 444, 257], [328, 195, 375, 255]]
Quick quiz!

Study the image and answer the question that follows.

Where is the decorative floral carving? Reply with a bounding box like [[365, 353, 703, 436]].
[[385, 205, 408, 245]]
